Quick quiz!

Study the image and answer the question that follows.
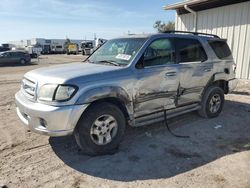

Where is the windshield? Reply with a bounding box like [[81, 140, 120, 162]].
[[88, 38, 147, 66]]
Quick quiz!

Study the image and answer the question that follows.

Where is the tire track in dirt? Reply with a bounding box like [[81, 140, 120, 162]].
[[0, 128, 13, 152], [0, 80, 20, 85]]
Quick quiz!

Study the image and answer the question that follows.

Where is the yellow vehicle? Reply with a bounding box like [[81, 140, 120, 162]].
[[67, 43, 78, 55]]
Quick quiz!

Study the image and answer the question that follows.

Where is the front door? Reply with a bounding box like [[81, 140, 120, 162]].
[[133, 38, 179, 117]]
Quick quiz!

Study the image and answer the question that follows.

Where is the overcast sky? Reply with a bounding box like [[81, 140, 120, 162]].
[[0, 0, 179, 43]]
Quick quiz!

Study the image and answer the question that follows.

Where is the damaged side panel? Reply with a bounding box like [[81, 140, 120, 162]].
[[133, 65, 180, 117]]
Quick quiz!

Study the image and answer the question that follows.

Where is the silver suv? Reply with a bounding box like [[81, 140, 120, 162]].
[[15, 31, 237, 155]]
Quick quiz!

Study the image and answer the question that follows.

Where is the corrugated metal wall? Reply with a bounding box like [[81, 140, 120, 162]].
[[175, 1, 250, 79]]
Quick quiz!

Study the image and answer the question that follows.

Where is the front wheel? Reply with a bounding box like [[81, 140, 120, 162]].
[[198, 86, 224, 118], [20, 58, 26, 65], [74, 102, 126, 156]]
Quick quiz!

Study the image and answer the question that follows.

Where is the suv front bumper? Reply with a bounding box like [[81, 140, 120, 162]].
[[15, 91, 88, 137]]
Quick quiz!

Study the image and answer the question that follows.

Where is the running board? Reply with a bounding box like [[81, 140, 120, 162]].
[[133, 103, 201, 127]]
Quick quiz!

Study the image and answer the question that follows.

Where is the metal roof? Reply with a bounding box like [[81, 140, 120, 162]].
[[164, 0, 208, 10], [164, 0, 250, 14]]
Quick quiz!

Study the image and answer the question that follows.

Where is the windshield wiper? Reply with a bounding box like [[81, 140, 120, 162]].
[[97, 60, 120, 66]]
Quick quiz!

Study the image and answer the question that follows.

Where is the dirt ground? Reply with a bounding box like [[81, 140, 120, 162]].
[[0, 55, 250, 188]]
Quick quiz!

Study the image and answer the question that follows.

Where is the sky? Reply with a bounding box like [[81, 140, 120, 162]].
[[0, 0, 180, 43]]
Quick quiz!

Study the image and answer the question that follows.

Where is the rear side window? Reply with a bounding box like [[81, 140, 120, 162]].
[[14, 52, 23, 57], [176, 38, 207, 63], [208, 40, 232, 59]]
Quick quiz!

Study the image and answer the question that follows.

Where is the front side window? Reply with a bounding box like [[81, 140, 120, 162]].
[[176, 38, 207, 63], [143, 38, 175, 67], [88, 38, 147, 66]]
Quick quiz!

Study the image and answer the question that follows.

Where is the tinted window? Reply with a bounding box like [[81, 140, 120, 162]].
[[9, 52, 16, 57], [143, 38, 175, 67], [17, 52, 25, 56], [0, 52, 9, 57], [176, 38, 207, 63], [208, 40, 232, 59]]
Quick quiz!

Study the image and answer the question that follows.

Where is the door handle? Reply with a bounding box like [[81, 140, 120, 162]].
[[165, 72, 177, 77], [203, 68, 211, 72]]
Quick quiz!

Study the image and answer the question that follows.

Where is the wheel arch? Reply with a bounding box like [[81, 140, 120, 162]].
[[75, 86, 133, 120], [206, 73, 229, 94]]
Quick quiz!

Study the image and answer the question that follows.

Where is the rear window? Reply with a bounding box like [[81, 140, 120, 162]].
[[208, 40, 232, 59], [176, 38, 207, 63]]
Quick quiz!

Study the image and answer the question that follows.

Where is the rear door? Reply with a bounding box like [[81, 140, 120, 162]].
[[133, 37, 179, 117], [12, 52, 21, 63], [175, 37, 212, 106]]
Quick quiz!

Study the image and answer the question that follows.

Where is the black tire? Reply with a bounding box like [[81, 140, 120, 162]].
[[198, 86, 224, 118], [74, 102, 126, 156], [20, 58, 26, 65]]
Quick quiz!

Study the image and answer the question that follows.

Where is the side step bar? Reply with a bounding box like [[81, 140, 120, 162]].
[[134, 103, 201, 127]]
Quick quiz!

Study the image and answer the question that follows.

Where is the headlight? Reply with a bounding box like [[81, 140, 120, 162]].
[[54, 85, 77, 101], [38, 84, 77, 102], [38, 84, 57, 101]]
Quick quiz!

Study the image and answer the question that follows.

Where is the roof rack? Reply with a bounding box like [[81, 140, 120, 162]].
[[163, 30, 220, 38]]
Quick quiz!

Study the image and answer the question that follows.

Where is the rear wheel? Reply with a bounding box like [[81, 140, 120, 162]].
[[74, 102, 126, 156], [198, 86, 224, 118]]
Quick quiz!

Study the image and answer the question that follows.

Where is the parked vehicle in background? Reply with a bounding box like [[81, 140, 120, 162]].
[[95, 38, 107, 49], [51, 45, 64, 54], [41, 45, 51, 54], [0, 46, 10, 52], [67, 43, 78, 55], [81, 41, 94, 55], [15, 31, 237, 156], [0, 50, 31, 65], [26, 46, 42, 58]]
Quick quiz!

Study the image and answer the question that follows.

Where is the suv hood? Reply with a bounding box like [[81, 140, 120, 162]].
[[25, 62, 124, 84]]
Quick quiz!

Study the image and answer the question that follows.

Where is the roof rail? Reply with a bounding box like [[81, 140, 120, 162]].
[[163, 30, 220, 38]]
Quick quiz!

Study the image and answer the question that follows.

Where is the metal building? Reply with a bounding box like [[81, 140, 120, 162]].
[[165, 0, 250, 79]]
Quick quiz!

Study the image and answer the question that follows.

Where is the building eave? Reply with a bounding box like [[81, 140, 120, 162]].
[[164, 0, 250, 14], [163, 0, 208, 10]]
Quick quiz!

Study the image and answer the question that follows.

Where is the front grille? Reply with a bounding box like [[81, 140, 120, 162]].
[[21, 78, 37, 99]]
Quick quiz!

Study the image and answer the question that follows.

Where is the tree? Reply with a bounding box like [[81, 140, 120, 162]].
[[154, 21, 175, 32]]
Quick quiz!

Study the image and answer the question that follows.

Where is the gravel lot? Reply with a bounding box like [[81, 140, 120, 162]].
[[0, 55, 250, 188]]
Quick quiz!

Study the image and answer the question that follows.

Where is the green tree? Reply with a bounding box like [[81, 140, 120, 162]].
[[154, 21, 175, 32]]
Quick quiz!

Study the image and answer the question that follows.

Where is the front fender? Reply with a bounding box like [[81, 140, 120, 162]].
[[75, 86, 133, 115]]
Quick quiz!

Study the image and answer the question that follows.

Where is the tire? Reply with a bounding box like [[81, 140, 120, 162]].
[[74, 102, 126, 156], [20, 59, 26, 65], [198, 86, 224, 118]]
